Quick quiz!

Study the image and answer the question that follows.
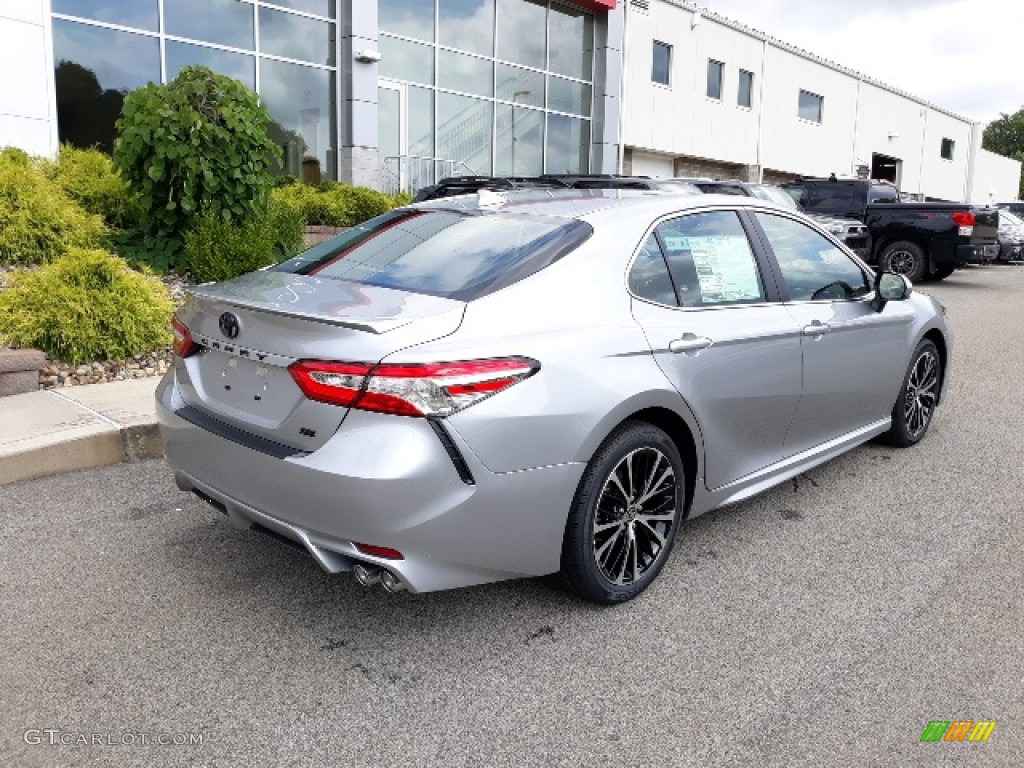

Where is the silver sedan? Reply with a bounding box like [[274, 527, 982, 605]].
[[157, 190, 950, 604]]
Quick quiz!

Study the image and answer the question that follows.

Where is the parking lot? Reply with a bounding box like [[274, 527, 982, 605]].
[[2, 265, 1022, 767]]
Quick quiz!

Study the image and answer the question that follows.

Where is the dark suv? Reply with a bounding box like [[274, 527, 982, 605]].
[[688, 179, 872, 258]]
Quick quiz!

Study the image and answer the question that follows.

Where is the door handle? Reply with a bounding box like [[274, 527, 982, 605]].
[[669, 333, 713, 354], [802, 321, 831, 337]]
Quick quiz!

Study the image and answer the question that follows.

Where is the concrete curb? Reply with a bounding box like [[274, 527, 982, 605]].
[[0, 378, 163, 486]]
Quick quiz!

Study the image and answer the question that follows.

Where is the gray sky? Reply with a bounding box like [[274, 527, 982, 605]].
[[702, 0, 1022, 124]]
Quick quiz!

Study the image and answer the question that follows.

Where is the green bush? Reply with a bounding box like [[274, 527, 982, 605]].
[[271, 183, 398, 227], [391, 191, 415, 208], [185, 202, 305, 283], [0, 148, 106, 265], [113, 66, 280, 271], [45, 145, 140, 229], [0, 248, 173, 363], [339, 185, 395, 225], [273, 173, 302, 188]]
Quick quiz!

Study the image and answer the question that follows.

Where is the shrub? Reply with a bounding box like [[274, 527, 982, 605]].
[[45, 145, 140, 229], [274, 173, 302, 188], [0, 148, 106, 265], [338, 185, 395, 225], [113, 66, 280, 271], [391, 191, 415, 208], [0, 248, 173, 364], [271, 183, 398, 227], [185, 202, 305, 283]]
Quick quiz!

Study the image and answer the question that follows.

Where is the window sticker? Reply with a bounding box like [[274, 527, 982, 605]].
[[663, 235, 762, 303]]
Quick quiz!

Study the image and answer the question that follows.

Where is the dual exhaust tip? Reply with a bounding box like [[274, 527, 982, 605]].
[[353, 563, 407, 593]]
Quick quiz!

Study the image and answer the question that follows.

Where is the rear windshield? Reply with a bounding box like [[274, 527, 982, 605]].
[[272, 209, 592, 301]]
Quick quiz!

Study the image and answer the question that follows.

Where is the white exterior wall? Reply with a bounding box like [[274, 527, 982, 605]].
[[758, 45, 858, 177], [623, 0, 1019, 203], [623, 1, 760, 165], [0, 0, 58, 157], [969, 149, 1022, 205]]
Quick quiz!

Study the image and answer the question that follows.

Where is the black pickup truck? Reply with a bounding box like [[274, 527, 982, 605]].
[[782, 178, 999, 282]]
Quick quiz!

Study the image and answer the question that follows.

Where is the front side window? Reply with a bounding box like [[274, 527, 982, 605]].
[[274, 210, 592, 301], [655, 211, 765, 307], [798, 89, 823, 123], [707, 60, 724, 100], [652, 41, 672, 86], [755, 213, 870, 301]]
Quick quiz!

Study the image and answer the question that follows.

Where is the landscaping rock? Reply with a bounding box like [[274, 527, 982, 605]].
[[0, 348, 47, 397]]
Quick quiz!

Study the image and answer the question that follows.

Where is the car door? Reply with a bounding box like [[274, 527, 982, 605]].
[[629, 209, 804, 491], [749, 211, 915, 455]]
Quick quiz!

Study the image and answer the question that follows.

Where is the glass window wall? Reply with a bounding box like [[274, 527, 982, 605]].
[[52, 20, 160, 153], [380, 0, 594, 177], [52, 0, 159, 32], [51, 1, 338, 180], [164, 0, 254, 51]]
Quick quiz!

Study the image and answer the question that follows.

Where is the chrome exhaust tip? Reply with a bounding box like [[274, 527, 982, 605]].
[[353, 563, 382, 587], [380, 570, 408, 593]]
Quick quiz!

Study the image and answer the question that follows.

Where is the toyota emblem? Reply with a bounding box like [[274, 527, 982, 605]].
[[219, 312, 241, 339]]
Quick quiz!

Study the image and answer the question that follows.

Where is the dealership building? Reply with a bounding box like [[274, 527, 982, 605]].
[[1, 0, 1019, 202]]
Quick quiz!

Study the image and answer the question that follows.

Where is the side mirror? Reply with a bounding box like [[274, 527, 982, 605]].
[[871, 271, 912, 312]]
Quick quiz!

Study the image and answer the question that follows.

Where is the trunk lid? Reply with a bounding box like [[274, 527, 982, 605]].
[[173, 271, 465, 453]]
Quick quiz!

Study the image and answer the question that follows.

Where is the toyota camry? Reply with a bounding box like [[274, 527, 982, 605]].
[[157, 189, 950, 604]]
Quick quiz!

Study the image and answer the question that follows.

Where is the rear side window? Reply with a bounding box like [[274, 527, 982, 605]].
[[273, 210, 592, 301], [628, 234, 678, 305], [755, 212, 870, 301], [655, 211, 765, 307], [868, 185, 900, 204]]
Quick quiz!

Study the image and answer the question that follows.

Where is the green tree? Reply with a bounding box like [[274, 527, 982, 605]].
[[982, 109, 1024, 198], [113, 66, 280, 271]]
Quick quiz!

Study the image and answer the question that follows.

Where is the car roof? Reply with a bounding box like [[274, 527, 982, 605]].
[[410, 188, 790, 220]]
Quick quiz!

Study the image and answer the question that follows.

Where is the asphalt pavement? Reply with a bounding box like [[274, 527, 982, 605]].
[[1, 265, 1022, 767]]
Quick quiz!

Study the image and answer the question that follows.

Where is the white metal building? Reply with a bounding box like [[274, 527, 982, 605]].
[[623, 0, 1020, 203], [0, 0, 1019, 203], [0, 1, 59, 158]]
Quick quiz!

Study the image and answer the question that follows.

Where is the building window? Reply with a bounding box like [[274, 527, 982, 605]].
[[652, 41, 671, 86], [941, 138, 955, 160], [798, 89, 823, 123], [738, 69, 753, 109], [707, 59, 724, 100]]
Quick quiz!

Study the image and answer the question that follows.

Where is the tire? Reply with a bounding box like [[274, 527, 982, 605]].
[[879, 339, 942, 448], [880, 241, 928, 283], [559, 421, 685, 604], [928, 263, 957, 281]]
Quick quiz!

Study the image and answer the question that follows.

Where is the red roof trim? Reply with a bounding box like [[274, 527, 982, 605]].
[[564, 0, 616, 12]]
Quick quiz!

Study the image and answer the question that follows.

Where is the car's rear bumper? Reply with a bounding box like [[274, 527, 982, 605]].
[[955, 243, 999, 263], [999, 241, 1023, 261], [156, 373, 584, 593]]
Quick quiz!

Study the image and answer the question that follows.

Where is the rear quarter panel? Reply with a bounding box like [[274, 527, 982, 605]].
[[380, 221, 706, 476]]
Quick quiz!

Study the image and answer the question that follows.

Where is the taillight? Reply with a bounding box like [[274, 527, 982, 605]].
[[952, 211, 976, 226], [289, 357, 539, 417], [171, 316, 198, 358]]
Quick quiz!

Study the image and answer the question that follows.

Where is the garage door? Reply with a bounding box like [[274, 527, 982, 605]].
[[631, 151, 674, 178]]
